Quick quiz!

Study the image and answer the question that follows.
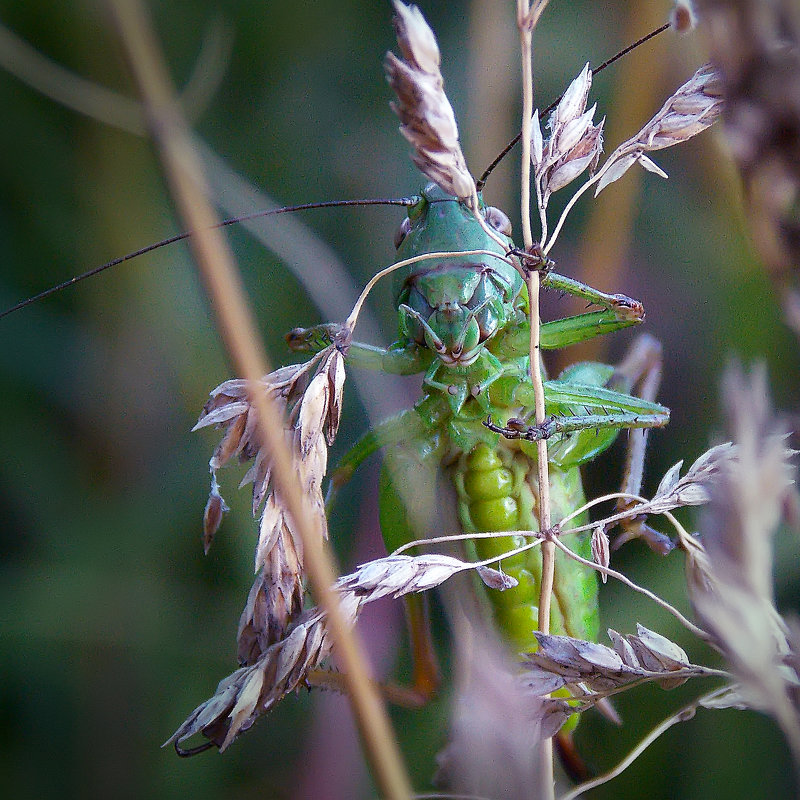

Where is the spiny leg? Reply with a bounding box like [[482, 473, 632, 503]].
[[606, 334, 674, 554], [541, 271, 645, 348], [286, 322, 431, 375], [487, 378, 669, 447], [492, 270, 646, 360]]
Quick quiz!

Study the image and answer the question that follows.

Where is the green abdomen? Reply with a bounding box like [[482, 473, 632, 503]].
[[454, 442, 599, 655]]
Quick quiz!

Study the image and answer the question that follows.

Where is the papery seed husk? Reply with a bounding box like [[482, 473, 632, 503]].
[[548, 152, 598, 193], [223, 666, 266, 750], [203, 483, 228, 555], [637, 153, 668, 178], [530, 109, 543, 166], [255, 495, 284, 572], [557, 104, 597, 154], [325, 350, 346, 445], [595, 152, 639, 195], [635, 624, 690, 668], [211, 413, 248, 470], [392, 1, 440, 75], [607, 629, 641, 669], [298, 371, 329, 457], [477, 565, 518, 590], [193, 401, 249, 431], [553, 63, 591, 128], [591, 527, 610, 583]]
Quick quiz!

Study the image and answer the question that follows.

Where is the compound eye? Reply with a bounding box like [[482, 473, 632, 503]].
[[484, 206, 512, 237], [394, 216, 412, 249]]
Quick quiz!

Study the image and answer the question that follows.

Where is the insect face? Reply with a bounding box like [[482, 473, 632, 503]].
[[393, 183, 522, 366]]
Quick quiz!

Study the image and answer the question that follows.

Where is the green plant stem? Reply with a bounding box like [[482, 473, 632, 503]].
[[106, 1, 412, 797]]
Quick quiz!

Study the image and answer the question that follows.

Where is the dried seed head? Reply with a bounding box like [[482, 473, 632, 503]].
[[595, 63, 723, 195], [194, 347, 346, 650], [385, 2, 475, 201], [591, 526, 610, 583], [621, 441, 739, 518], [336, 553, 475, 601], [167, 606, 337, 753], [532, 64, 605, 204], [521, 626, 706, 700], [170, 549, 486, 753], [689, 364, 799, 732], [392, 0, 439, 75]]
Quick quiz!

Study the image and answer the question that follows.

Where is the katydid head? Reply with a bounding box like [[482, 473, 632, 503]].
[[392, 183, 523, 367]]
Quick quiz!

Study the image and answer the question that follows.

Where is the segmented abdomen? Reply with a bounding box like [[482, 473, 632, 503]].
[[453, 442, 599, 654]]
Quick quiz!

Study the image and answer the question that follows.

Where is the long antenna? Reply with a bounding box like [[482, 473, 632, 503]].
[[0, 197, 416, 320], [475, 22, 671, 190]]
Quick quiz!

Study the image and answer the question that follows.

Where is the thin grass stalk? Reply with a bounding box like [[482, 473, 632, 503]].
[[105, 2, 412, 797], [517, 1, 555, 796]]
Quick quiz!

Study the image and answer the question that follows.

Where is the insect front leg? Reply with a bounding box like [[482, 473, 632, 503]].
[[286, 322, 432, 375]]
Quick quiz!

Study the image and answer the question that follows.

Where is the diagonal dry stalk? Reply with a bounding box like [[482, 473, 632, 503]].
[[105, 1, 412, 797]]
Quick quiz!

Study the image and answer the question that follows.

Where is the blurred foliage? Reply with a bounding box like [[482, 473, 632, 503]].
[[0, 1, 797, 798]]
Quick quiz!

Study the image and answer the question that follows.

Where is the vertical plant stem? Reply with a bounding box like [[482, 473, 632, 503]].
[[517, 2, 554, 796], [105, 2, 412, 797]]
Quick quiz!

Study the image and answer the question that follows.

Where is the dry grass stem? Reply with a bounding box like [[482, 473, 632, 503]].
[[106, 2, 411, 795], [516, 1, 556, 792]]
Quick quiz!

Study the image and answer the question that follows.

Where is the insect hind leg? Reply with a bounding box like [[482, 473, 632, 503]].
[[608, 334, 674, 554]]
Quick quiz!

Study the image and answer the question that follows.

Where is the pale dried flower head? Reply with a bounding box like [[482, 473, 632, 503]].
[[167, 605, 336, 753], [385, 1, 475, 201], [595, 63, 723, 195], [520, 625, 718, 703], [689, 363, 800, 759], [532, 63, 605, 205], [193, 347, 346, 659], [169, 550, 497, 752]]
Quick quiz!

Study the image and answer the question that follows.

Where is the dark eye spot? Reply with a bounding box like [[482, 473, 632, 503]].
[[484, 206, 512, 237]]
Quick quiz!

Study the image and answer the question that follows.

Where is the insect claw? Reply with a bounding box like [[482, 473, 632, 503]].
[[333, 325, 353, 353], [174, 739, 216, 758]]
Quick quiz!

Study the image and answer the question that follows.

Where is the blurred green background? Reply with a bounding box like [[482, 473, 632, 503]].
[[1, 1, 798, 798]]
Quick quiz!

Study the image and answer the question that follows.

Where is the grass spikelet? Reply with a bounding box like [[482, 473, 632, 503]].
[[385, 1, 475, 202], [193, 347, 346, 652], [688, 362, 800, 764]]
